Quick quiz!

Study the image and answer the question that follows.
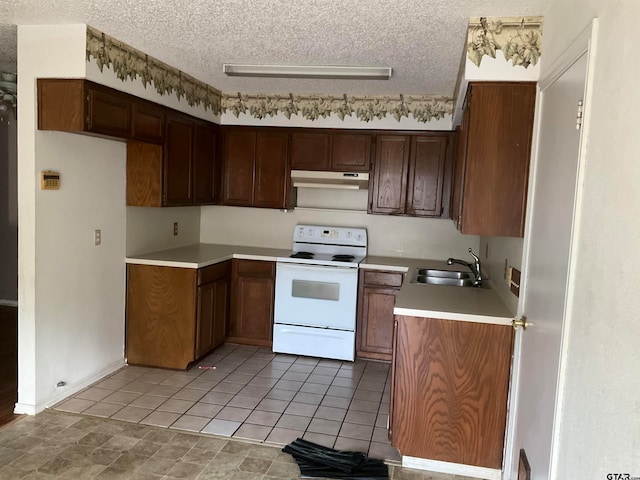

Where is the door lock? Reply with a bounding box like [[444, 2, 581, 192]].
[[512, 316, 529, 331]]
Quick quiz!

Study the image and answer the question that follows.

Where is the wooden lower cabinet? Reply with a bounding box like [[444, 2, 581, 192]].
[[228, 259, 275, 346], [390, 316, 513, 469], [356, 269, 403, 360], [196, 262, 231, 358], [126, 262, 230, 369]]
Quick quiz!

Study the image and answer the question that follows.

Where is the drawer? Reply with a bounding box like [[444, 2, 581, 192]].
[[198, 260, 231, 285], [362, 270, 404, 288], [235, 259, 275, 278]]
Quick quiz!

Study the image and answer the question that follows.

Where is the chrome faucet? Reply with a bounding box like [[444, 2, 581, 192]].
[[447, 248, 483, 287]]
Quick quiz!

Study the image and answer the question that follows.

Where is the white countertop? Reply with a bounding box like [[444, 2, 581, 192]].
[[125, 244, 292, 268], [362, 256, 515, 325], [127, 245, 514, 326]]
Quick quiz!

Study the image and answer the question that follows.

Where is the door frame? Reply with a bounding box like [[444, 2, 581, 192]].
[[503, 19, 599, 479]]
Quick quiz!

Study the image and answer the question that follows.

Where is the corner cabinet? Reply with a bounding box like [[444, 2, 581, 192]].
[[369, 133, 452, 217], [356, 269, 404, 361], [452, 82, 536, 237], [127, 116, 218, 207], [389, 316, 513, 469], [126, 262, 230, 369], [228, 259, 275, 346], [222, 127, 292, 209]]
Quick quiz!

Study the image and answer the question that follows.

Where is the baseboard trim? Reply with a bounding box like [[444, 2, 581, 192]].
[[14, 359, 126, 415], [0, 299, 18, 307], [402, 456, 502, 480]]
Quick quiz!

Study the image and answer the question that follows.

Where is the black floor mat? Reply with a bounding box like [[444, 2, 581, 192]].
[[283, 438, 389, 479]]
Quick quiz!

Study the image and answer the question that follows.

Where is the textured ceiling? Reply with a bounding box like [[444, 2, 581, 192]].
[[0, 0, 547, 95]]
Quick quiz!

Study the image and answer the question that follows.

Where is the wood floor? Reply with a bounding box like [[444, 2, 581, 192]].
[[0, 305, 17, 426]]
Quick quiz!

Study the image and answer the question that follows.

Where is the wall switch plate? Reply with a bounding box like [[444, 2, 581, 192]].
[[94, 229, 101, 246], [173, 222, 179, 236]]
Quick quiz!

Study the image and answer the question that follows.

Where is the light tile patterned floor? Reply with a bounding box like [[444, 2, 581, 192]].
[[0, 409, 474, 479], [54, 344, 401, 462]]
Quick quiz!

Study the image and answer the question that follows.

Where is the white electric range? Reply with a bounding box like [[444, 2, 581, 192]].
[[273, 224, 368, 361]]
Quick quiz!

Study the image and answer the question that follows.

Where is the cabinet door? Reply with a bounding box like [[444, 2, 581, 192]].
[[86, 85, 131, 138], [332, 133, 371, 172], [356, 270, 403, 360], [164, 115, 194, 206], [223, 129, 256, 206], [391, 316, 513, 468], [126, 265, 197, 369], [369, 135, 410, 214], [406, 135, 448, 217], [131, 101, 164, 143], [193, 123, 219, 205], [229, 260, 275, 346], [254, 131, 289, 208], [290, 132, 330, 170], [196, 276, 229, 358], [460, 83, 536, 236]]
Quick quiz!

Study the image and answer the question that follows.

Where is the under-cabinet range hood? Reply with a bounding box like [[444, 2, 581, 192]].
[[291, 170, 369, 190]]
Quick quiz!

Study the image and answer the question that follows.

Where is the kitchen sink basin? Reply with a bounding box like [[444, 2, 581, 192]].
[[411, 268, 488, 288], [414, 275, 476, 287], [417, 269, 473, 279]]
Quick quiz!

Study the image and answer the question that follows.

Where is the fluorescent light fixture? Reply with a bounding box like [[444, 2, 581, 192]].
[[222, 64, 392, 80]]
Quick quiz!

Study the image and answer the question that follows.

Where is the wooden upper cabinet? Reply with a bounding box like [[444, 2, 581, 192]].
[[131, 100, 164, 143], [164, 114, 194, 206], [86, 86, 131, 137], [254, 131, 289, 208], [38, 79, 131, 139], [406, 135, 449, 217], [331, 133, 371, 172], [222, 128, 257, 206], [290, 130, 371, 172], [453, 82, 536, 237], [370, 133, 452, 217], [222, 127, 292, 209], [291, 132, 330, 170], [369, 135, 410, 214], [192, 123, 219, 205]]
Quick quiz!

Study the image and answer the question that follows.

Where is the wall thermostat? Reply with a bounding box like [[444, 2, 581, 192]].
[[41, 170, 60, 190]]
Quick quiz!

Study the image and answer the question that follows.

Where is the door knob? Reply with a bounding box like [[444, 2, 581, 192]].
[[512, 316, 529, 331]]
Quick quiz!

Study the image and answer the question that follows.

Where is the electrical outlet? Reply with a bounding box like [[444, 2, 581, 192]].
[[173, 222, 179, 236], [94, 229, 101, 246]]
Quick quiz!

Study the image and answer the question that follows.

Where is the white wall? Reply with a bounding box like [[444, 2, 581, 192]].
[[540, 3, 640, 478], [17, 24, 127, 412], [480, 236, 522, 315], [0, 109, 17, 303], [200, 205, 478, 260], [127, 206, 201, 256]]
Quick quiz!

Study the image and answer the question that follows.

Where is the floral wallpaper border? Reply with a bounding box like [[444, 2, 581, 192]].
[[467, 16, 543, 68], [86, 26, 222, 114], [221, 93, 452, 123], [86, 26, 452, 122]]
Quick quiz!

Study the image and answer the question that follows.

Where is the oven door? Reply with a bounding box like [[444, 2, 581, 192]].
[[274, 262, 358, 330]]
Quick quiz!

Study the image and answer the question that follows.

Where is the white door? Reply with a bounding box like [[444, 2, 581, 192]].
[[507, 47, 591, 479]]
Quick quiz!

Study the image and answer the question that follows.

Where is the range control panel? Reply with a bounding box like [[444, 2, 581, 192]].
[[294, 225, 367, 247]]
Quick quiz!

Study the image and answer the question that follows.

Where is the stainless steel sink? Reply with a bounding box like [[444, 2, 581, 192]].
[[414, 275, 475, 287], [411, 268, 488, 288], [417, 269, 473, 279]]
